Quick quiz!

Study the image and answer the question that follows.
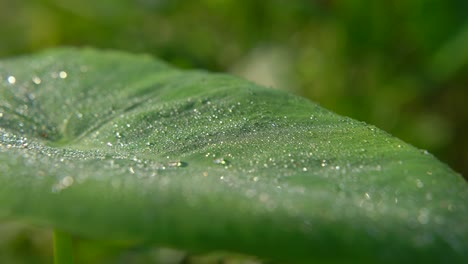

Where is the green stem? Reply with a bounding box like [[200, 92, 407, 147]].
[[53, 229, 74, 264]]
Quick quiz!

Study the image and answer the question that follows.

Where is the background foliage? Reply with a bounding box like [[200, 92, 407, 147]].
[[0, 0, 467, 263]]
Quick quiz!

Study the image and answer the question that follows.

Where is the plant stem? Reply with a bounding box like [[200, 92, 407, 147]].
[[53, 229, 74, 264]]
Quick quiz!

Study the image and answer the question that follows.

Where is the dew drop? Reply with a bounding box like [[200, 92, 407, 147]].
[[321, 160, 327, 167], [214, 158, 229, 165], [52, 176, 74, 193], [32, 76, 41, 84], [59, 71, 68, 79], [106, 142, 113, 147], [416, 179, 424, 188], [62, 176, 74, 187], [7, 76, 16, 84], [167, 161, 187, 168], [418, 208, 430, 224], [129, 167, 135, 174]]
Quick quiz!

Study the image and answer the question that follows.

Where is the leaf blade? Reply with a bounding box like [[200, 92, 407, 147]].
[[0, 48, 467, 263]]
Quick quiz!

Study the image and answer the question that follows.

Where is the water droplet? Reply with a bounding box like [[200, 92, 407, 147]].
[[418, 208, 430, 224], [321, 160, 327, 167], [365, 193, 371, 200], [129, 167, 135, 174], [106, 142, 113, 147], [214, 158, 229, 165], [7, 76, 16, 84], [32, 76, 41, 84], [62, 176, 74, 187], [52, 176, 74, 193], [302, 167, 308, 172], [59, 71, 68, 79], [416, 179, 424, 188], [0, 113, 3, 118], [167, 161, 187, 168]]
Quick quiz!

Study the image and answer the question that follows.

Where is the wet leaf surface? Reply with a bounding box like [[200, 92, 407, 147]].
[[0, 48, 466, 263]]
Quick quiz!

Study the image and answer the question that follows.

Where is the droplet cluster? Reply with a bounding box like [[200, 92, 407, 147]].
[[1, 50, 466, 258]]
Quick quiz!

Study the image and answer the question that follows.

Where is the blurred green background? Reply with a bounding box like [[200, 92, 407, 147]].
[[0, 1, 467, 263], [1, 0, 467, 178]]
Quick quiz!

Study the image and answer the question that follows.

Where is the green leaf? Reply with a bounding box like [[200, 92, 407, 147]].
[[0, 48, 466, 263]]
